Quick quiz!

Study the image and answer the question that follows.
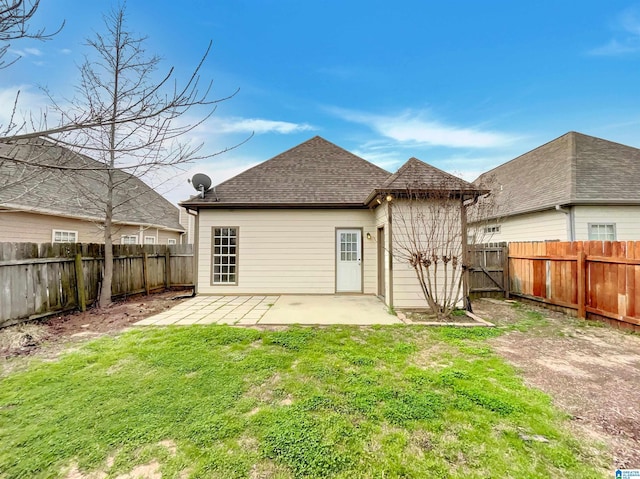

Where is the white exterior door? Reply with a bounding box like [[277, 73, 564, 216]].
[[336, 229, 362, 292]]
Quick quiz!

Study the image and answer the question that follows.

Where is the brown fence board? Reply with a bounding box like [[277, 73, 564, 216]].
[[0, 242, 194, 328], [509, 241, 640, 329]]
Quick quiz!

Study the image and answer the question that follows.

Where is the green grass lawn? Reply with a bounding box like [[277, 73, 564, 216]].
[[0, 323, 608, 478]]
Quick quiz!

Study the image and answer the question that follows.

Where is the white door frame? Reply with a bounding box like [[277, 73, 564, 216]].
[[335, 228, 363, 293]]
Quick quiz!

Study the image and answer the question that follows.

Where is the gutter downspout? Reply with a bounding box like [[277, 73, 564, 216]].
[[387, 199, 394, 309], [555, 205, 575, 241], [185, 207, 199, 296]]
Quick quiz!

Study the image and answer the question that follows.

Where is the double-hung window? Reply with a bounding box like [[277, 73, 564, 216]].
[[588, 223, 616, 241], [212, 227, 238, 284], [52, 230, 77, 243], [121, 235, 138, 245]]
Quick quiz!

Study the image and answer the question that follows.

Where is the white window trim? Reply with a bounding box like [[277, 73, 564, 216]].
[[52, 229, 78, 243], [121, 234, 139, 245], [588, 223, 616, 241], [484, 225, 501, 234], [167, 238, 177, 245], [144, 236, 156, 244], [211, 226, 238, 285]]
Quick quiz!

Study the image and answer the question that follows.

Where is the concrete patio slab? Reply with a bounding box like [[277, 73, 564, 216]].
[[134, 294, 400, 327], [258, 295, 400, 325]]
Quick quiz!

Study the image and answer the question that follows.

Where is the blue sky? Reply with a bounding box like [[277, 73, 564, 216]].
[[3, 0, 640, 203]]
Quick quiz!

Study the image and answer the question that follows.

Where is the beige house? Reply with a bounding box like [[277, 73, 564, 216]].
[[472, 131, 640, 243], [181, 136, 484, 309], [0, 139, 185, 244]]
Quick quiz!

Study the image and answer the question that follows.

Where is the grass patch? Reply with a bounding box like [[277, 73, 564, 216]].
[[0, 325, 607, 478]]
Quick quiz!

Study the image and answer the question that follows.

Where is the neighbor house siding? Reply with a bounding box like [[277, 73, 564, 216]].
[[197, 209, 377, 295], [573, 205, 640, 240], [0, 210, 182, 244], [476, 209, 568, 243], [391, 199, 464, 309]]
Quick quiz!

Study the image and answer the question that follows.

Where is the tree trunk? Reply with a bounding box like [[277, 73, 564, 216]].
[[99, 171, 114, 308]]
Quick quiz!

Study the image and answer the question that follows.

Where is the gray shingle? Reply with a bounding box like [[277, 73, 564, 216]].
[[473, 131, 640, 219], [382, 157, 476, 191], [182, 136, 392, 207], [0, 138, 184, 231]]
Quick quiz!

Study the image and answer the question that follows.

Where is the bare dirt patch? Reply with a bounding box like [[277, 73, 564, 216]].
[[477, 298, 640, 469], [1, 291, 191, 369]]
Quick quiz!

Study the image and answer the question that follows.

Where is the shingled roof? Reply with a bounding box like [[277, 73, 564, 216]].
[[0, 139, 184, 231], [473, 131, 640, 218], [182, 136, 392, 207], [381, 157, 477, 191]]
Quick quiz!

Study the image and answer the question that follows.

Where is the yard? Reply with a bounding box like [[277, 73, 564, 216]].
[[0, 296, 636, 478]]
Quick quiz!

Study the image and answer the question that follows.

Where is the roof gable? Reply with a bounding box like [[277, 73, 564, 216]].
[[0, 139, 184, 231], [186, 136, 391, 206], [382, 157, 475, 191]]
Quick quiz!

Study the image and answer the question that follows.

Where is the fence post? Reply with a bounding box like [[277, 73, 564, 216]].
[[502, 244, 510, 299], [165, 248, 171, 289], [74, 253, 86, 312], [577, 251, 586, 319], [143, 251, 150, 295]]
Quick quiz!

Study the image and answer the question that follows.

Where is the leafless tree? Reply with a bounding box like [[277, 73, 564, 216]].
[[0, 4, 243, 308], [391, 182, 493, 319], [57, 5, 244, 308], [392, 188, 467, 319]]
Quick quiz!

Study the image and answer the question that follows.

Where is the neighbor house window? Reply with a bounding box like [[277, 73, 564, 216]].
[[121, 235, 138, 244], [484, 225, 501, 234], [212, 227, 238, 284], [167, 239, 177, 245], [588, 223, 616, 241], [52, 230, 77, 243], [144, 236, 156, 244]]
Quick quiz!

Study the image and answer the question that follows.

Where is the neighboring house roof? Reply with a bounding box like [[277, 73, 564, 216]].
[[0, 138, 184, 231], [182, 136, 392, 207], [182, 136, 484, 209], [473, 131, 640, 219]]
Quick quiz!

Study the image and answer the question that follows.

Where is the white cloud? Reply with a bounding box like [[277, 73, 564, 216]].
[[211, 117, 316, 135], [0, 85, 52, 132], [589, 7, 640, 56], [59, 48, 72, 55], [328, 107, 515, 149], [24, 48, 43, 56], [9, 47, 43, 58]]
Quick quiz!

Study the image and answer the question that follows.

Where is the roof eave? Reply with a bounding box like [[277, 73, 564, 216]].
[[178, 201, 370, 210]]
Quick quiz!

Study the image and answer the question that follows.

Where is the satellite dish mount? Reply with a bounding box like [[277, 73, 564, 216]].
[[189, 173, 212, 199]]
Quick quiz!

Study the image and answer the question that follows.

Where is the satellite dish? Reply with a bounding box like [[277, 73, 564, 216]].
[[190, 173, 212, 198]]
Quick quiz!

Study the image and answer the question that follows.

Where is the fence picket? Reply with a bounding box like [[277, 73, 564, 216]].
[[0, 243, 194, 328], [509, 241, 640, 330]]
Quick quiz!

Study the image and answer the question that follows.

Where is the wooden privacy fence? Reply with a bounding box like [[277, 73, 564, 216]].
[[509, 241, 640, 330], [0, 242, 194, 328]]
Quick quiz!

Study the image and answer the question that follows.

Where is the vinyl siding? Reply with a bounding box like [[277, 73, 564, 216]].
[[573, 205, 640, 240], [0, 210, 182, 244], [374, 202, 390, 303], [391, 200, 463, 309], [475, 209, 568, 243], [197, 209, 377, 295]]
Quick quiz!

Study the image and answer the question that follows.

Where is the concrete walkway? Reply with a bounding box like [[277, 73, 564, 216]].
[[134, 295, 400, 326]]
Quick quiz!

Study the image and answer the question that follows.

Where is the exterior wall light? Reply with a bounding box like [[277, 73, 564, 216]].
[[366, 232, 372, 240], [386, 194, 393, 202]]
